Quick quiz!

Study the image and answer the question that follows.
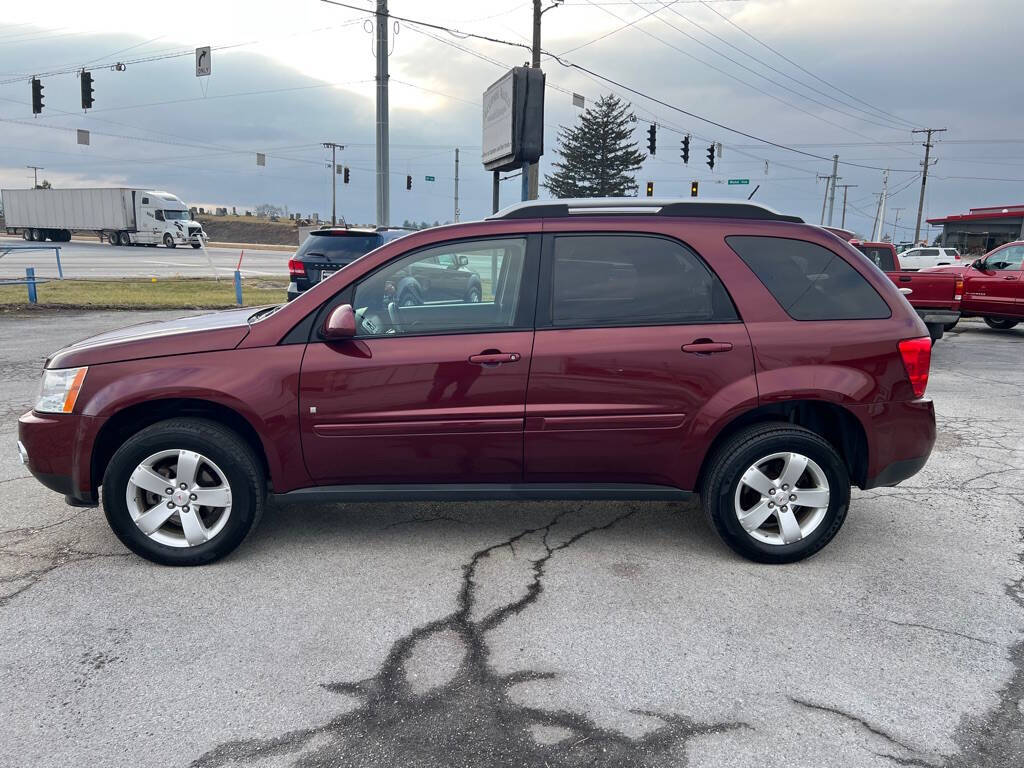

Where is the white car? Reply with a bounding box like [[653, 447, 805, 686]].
[[897, 246, 962, 270]]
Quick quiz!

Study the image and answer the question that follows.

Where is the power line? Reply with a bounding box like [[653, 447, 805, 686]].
[[696, 1, 919, 131]]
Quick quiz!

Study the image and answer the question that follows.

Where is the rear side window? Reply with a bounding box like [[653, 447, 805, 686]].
[[550, 234, 738, 327], [853, 245, 896, 272], [727, 236, 891, 321]]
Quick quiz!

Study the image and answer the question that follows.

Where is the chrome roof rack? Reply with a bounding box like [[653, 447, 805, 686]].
[[488, 197, 803, 223]]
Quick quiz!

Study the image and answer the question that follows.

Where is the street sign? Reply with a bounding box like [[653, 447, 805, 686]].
[[424, 175, 435, 182], [727, 179, 749, 185], [195, 46, 211, 77]]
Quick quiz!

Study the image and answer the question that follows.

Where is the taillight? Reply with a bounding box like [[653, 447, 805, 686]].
[[954, 253, 961, 260], [288, 258, 305, 279], [954, 276, 963, 301], [898, 337, 932, 398]]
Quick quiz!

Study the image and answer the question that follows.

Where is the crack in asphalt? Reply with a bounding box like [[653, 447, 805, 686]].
[[190, 507, 744, 767], [790, 697, 936, 761], [871, 617, 1001, 649], [944, 525, 1024, 768], [0, 544, 129, 607], [384, 513, 465, 529]]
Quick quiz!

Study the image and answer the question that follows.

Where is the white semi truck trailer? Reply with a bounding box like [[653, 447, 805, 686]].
[[1, 187, 206, 248]]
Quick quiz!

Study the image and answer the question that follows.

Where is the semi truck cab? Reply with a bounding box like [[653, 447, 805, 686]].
[[137, 191, 205, 249]]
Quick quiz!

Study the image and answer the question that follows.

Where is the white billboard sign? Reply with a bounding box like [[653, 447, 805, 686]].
[[482, 70, 515, 169]]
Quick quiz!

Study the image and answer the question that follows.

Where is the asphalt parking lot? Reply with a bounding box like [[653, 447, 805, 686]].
[[1, 310, 1021, 768]]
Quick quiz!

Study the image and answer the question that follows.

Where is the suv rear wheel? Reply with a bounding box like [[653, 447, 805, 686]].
[[701, 423, 850, 564], [102, 418, 265, 566]]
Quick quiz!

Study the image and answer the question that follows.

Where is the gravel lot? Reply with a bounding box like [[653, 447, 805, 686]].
[[1, 309, 1021, 768]]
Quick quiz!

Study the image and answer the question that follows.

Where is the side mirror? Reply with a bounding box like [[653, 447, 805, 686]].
[[322, 303, 356, 340], [456, 254, 470, 267], [971, 259, 986, 271]]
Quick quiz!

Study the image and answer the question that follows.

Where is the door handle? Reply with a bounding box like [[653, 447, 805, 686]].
[[899, 276, 912, 283], [1004, 275, 1017, 280], [469, 352, 520, 365], [682, 341, 733, 354]]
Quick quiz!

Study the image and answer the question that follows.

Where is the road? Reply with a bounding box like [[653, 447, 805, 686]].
[[1, 311, 1021, 768], [0, 236, 292, 279]]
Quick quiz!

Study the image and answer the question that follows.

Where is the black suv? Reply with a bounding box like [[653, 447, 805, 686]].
[[287, 228, 412, 301]]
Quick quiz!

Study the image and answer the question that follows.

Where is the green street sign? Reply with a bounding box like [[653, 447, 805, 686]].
[[728, 178, 750, 185], [424, 175, 436, 182]]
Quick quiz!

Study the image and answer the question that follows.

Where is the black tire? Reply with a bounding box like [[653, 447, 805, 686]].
[[163, 233, 176, 249], [942, 320, 959, 332], [102, 418, 265, 566], [108, 231, 120, 246], [700, 422, 850, 564], [191, 242, 201, 249], [465, 283, 482, 303], [118, 230, 131, 246], [22, 229, 32, 241], [31, 228, 42, 242], [983, 317, 1019, 331]]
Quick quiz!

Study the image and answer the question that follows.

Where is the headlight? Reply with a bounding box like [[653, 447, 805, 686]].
[[36, 367, 88, 414]]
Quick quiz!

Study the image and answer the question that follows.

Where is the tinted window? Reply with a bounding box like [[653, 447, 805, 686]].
[[296, 233, 381, 262], [727, 236, 891, 321], [853, 244, 896, 272], [352, 238, 527, 337], [550, 235, 737, 327], [987, 245, 1024, 270], [921, 249, 940, 257]]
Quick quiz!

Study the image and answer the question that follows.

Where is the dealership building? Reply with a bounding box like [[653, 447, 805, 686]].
[[928, 204, 1024, 255]]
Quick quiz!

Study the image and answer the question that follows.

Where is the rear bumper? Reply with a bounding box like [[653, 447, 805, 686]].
[[914, 308, 960, 325], [17, 410, 98, 506], [855, 398, 936, 489]]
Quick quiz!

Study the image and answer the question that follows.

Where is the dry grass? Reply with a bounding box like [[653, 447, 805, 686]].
[[0, 277, 287, 309]]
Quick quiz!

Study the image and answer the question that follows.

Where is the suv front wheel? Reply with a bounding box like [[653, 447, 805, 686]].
[[701, 423, 850, 564], [102, 418, 265, 566]]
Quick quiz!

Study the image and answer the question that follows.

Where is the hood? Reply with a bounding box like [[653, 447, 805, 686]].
[[46, 307, 255, 369]]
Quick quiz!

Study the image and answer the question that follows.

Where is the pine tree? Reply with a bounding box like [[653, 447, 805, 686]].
[[543, 94, 646, 198]]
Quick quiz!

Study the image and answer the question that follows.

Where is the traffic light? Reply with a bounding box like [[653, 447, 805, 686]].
[[680, 135, 690, 164], [31, 77, 44, 114], [645, 181, 654, 197], [691, 181, 699, 197], [406, 175, 412, 190], [646, 124, 657, 155], [80, 71, 94, 110], [343, 166, 350, 184], [706, 143, 715, 171]]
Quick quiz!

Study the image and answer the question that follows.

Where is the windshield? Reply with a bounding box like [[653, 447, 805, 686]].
[[163, 210, 190, 221]]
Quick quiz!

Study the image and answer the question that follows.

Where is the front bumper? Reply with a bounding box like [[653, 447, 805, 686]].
[[18, 410, 98, 506]]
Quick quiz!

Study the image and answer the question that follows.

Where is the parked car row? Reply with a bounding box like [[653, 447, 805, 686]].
[[847, 238, 1023, 339], [20, 198, 936, 568]]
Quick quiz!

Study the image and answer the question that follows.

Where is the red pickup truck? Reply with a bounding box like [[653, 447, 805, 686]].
[[924, 240, 1024, 331], [850, 241, 962, 342]]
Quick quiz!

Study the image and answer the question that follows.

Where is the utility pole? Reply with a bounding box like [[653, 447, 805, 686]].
[[323, 142, 343, 226], [375, 0, 390, 228], [27, 165, 44, 187], [826, 154, 840, 226], [872, 170, 889, 242], [912, 127, 945, 244], [891, 207, 905, 242], [835, 184, 857, 229], [454, 147, 460, 222], [527, 0, 561, 200], [817, 173, 831, 225]]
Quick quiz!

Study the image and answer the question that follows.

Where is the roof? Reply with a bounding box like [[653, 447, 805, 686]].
[[488, 197, 803, 223], [927, 205, 1024, 225]]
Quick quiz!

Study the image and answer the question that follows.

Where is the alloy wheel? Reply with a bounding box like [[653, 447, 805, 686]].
[[125, 449, 232, 548], [733, 451, 830, 545]]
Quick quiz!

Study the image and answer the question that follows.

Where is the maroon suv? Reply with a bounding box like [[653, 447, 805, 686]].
[[18, 199, 936, 566]]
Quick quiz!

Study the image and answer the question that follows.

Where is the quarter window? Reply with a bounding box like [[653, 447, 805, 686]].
[[351, 238, 527, 337], [727, 236, 891, 321], [549, 235, 738, 327]]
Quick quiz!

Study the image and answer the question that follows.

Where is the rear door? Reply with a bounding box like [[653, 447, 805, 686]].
[[299, 235, 539, 484], [524, 233, 756, 489]]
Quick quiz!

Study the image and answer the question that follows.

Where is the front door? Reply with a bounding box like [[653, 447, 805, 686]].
[[524, 233, 757, 489], [963, 244, 1024, 316], [299, 235, 538, 484]]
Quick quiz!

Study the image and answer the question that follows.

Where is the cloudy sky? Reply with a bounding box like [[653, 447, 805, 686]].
[[1, 0, 1021, 239]]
